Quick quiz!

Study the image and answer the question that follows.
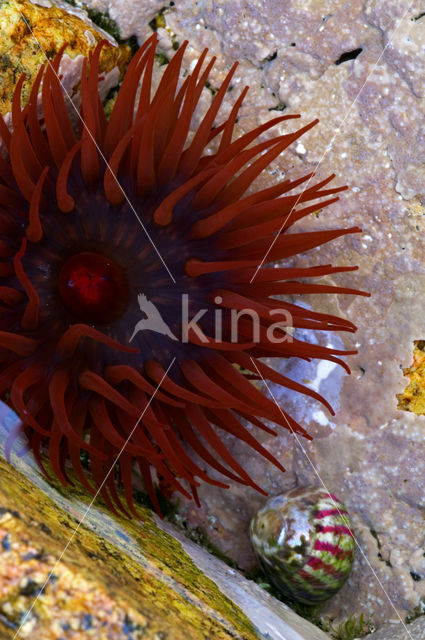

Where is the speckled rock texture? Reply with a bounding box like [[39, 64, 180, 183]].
[[364, 616, 425, 640], [41, 0, 425, 630], [77, 0, 166, 40]]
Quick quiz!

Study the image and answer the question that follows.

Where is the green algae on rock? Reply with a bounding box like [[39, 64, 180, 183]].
[[250, 487, 355, 605], [0, 447, 260, 639]]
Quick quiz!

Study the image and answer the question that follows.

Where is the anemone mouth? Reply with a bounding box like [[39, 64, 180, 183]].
[[58, 251, 130, 324], [0, 35, 367, 515]]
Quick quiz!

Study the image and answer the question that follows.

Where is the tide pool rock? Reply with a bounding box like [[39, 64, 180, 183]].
[[0, 0, 131, 123]]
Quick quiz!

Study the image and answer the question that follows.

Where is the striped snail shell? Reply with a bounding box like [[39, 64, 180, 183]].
[[250, 486, 355, 604]]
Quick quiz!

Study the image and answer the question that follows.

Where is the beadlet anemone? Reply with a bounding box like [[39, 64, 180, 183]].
[[0, 34, 366, 514]]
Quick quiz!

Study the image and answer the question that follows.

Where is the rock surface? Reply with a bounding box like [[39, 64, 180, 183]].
[[364, 616, 425, 640], [75, 0, 425, 629], [0, 403, 330, 640], [0, 0, 130, 118]]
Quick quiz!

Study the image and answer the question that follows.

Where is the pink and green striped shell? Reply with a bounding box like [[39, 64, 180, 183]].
[[249, 486, 355, 604]]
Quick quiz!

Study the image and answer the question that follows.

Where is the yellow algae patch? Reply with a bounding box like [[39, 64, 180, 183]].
[[397, 340, 425, 414], [0, 511, 149, 639], [0, 454, 260, 640], [0, 0, 131, 115]]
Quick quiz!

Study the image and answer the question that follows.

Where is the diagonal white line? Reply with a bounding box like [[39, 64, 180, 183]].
[[250, 0, 417, 283], [17, 12, 176, 284], [249, 356, 414, 640], [12, 357, 176, 640]]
